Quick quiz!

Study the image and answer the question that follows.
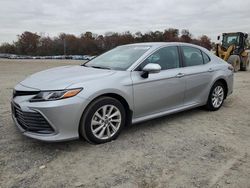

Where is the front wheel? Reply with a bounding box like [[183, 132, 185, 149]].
[[80, 97, 126, 144], [206, 82, 225, 111]]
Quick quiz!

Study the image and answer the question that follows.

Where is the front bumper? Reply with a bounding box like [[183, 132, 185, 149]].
[[11, 88, 90, 142]]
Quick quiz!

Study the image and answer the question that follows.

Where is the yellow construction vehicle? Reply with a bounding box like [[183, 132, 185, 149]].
[[216, 32, 249, 71]]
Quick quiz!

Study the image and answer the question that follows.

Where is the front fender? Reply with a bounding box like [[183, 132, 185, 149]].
[[85, 88, 134, 111]]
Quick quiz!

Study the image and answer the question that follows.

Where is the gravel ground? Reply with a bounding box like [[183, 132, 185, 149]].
[[0, 59, 250, 188]]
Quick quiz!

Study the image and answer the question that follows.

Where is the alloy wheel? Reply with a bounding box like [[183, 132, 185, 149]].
[[211, 85, 224, 108], [91, 105, 121, 140]]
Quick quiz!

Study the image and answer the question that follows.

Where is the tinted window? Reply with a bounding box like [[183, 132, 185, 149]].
[[182, 46, 203, 67], [202, 51, 210, 64], [138, 46, 180, 70]]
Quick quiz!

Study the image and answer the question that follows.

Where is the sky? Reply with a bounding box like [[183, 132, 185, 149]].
[[0, 0, 250, 44]]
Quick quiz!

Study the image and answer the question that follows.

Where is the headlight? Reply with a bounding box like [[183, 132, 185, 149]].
[[30, 88, 82, 102]]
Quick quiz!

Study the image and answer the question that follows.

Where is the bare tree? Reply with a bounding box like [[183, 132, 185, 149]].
[[0, 29, 213, 55]]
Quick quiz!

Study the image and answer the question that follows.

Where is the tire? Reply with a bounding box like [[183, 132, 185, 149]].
[[79, 97, 126, 144], [205, 81, 225, 111], [240, 56, 249, 71], [227, 55, 240, 72]]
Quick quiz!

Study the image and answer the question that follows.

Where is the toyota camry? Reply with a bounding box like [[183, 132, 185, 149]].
[[11, 42, 234, 144]]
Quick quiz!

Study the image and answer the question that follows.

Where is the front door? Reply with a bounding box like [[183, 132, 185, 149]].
[[131, 46, 186, 118]]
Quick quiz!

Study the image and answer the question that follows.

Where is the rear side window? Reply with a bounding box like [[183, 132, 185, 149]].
[[202, 51, 210, 64], [182, 46, 203, 67]]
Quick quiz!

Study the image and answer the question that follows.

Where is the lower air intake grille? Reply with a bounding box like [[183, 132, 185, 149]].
[[13, 105, 54, 134]]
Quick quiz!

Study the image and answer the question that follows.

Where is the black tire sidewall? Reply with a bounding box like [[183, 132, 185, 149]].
[[80, 97, 126, 144], [207, 82, 225, 111]]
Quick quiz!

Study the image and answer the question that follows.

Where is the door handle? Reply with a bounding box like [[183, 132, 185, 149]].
[[208, 68, 214, 72], [176, 73, 185, 78]]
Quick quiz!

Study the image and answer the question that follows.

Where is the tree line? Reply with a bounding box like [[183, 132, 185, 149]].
[[0, 29, 212, 56]]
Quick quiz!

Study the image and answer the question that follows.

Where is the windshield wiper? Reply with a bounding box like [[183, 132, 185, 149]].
[[88, 66, 111, 70]]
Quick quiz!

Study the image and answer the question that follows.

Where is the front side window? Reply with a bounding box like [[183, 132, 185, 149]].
[[137, 46, 180, 70], [182, 46, 203, 67], [85, 45, 150, 70]]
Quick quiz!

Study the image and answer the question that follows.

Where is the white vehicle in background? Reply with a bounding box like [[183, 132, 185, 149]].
[[8, 55, 18, 59], [72, 55, 84, 60]]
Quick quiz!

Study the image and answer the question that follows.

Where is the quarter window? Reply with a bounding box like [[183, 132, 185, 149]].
[[202, 51, 210, 64], [138, 46, 180, 70], [182, 46, 203, 67]]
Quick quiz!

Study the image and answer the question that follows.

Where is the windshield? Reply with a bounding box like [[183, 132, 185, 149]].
[[222, 35, 240, 47], [84, 45, 151, 70]]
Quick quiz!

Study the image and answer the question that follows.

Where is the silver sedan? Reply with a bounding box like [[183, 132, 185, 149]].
[[11, 42, 234, 144]]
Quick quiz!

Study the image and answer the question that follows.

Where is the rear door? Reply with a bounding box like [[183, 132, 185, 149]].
[[179, 46, 213, 105]]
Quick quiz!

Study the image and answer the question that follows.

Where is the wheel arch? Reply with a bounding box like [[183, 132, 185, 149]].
[[212, 78, 228, 99], [96, 93, 133, 126], [78, 92, 133, 137]]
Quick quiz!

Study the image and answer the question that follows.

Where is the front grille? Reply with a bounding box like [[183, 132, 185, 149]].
[[13, 90, 40, 98], [13, 105, 54, 134]]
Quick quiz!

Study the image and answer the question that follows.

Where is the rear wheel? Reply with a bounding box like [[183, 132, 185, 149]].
[[227, 55, 240, 72], [79, 97, 126, 144], [206, 81, 225, 111], [240, 56, 249, 71]]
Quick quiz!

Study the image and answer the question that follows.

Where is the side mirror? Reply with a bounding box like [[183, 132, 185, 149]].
[[217, 35, 220, 40], [141, 63, 161, 78]]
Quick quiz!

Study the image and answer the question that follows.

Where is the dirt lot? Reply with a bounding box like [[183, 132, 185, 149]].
[[0, 59, 250, 188]]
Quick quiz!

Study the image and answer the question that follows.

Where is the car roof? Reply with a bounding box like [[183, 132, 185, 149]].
[[122, 42, 204, 49]]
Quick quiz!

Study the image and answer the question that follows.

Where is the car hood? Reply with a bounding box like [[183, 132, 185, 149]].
[[19, 65, 115, 90]]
